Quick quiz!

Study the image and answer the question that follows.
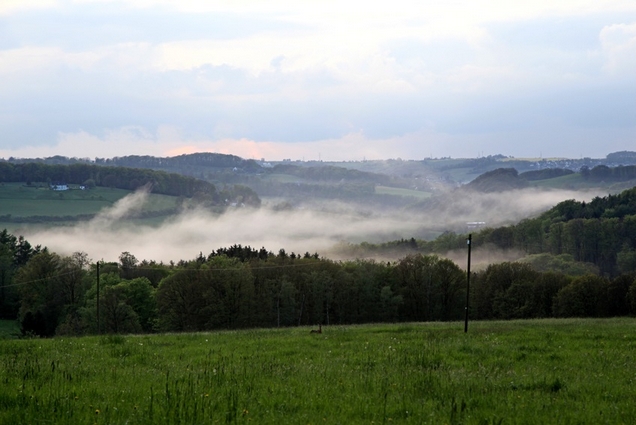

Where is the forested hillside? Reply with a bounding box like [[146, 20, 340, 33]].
[[0, 162, 261, 208], [2, 155, 427, 208], [580, 164, 636, 182], [2, 229, 636, 338], [463, 165, 636, 192], [442, 152, 636, 177], [519, 168, 574, 181], [5, 153, 636, 215], [97, 152, 262, 174], [0, 162, 216, 197], [463, 168, 528, 192], [348, 185, 636, 277]]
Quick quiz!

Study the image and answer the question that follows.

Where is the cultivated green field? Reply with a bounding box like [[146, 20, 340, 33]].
[[375, 186, 432, 199], [0, 183, 178, 224], [1, 319, 635, 424]]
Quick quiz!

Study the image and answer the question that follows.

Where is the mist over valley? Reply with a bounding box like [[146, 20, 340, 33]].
[[16, 174, 606, 265]]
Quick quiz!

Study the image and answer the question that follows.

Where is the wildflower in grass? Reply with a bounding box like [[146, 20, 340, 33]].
[[95, 409, 100, 414]]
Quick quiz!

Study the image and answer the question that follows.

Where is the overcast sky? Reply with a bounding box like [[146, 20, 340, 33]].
[[1, 0, 635, 161]]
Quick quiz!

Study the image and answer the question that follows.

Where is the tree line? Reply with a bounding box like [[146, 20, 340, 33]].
[[0, 162, 261, 207], [581, 164, 636, 181], [0, 162, 216, 197], [472, 186, 636, 276], [3, 232, 636, 337], [461, 165, 636, 193], [97, 152, 262, 172]]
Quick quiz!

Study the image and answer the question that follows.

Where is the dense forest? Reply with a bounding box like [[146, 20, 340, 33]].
[[450, 152, 636, 175], [0, 162, 215, 197], [345, 185, 636, 277], [1, 226, 635, 338], [2, 158, 636, 337], [461, 165, 636, 192], [4, 153, 261, 173], [97, 152, 262, 172]]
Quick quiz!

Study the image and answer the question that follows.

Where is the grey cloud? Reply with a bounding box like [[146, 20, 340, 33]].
[[1, 4, 635, 158]]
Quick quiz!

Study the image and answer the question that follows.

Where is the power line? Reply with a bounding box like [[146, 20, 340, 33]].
[[0, 269, 81, 289], [0, 261, 327, 289]]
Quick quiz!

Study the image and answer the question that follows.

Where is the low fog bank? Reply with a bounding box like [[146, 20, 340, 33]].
[[444, 246, 526, 272], [21, 187, 604, 264], [410, 187, 606, 229]]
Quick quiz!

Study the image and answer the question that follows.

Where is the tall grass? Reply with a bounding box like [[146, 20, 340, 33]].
[[1, 318, 635, 424]]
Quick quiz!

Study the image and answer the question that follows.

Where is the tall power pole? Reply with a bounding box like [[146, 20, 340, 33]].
[[464, 234, 472, 333], [96, 261, 100, 334]]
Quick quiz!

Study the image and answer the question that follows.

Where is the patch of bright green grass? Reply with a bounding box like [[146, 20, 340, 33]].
[[375, 186, 432, 199], [1, 318, 635, 424]]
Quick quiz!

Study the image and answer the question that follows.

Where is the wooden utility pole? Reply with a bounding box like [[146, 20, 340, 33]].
[[464, 234, 472, 333], [96, 261, 100, 334]]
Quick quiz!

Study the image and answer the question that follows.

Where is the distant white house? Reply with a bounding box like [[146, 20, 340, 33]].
[[51, 183, 69, 191]]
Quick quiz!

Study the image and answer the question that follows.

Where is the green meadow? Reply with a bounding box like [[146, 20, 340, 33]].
[[375, 186, 432, 200], [1, 318, 635, 424], [0, 183, 178, 230]]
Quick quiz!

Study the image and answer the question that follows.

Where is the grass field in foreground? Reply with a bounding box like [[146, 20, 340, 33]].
[[1, 319, 635, 424]]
